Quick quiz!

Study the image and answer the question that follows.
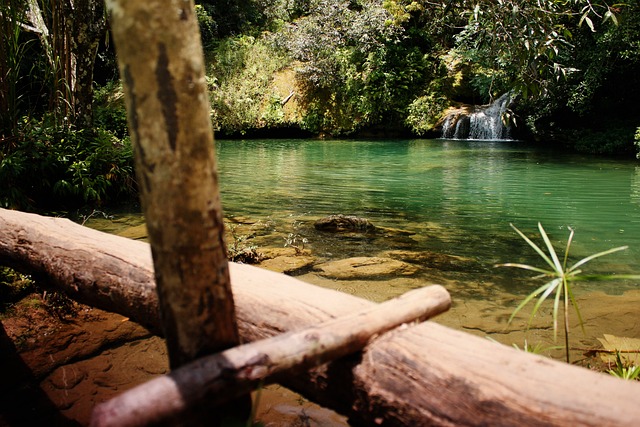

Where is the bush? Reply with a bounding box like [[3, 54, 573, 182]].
[[567, 126, 636, 156], [195, 4, 217, 48], [0, 267, 35, 313], [277, 0, 430, 135], [635, 127, 640, 159], [0, 116, 136, 211], [405, 93, 448, 136], [93, 81, 129, 139], [208, 36, 290, 134]]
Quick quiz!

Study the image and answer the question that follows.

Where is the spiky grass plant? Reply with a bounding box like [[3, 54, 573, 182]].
[[497, 223, 640, 363]]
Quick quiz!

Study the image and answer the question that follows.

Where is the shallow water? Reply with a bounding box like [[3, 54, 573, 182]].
[[89, 138, 640, 298]]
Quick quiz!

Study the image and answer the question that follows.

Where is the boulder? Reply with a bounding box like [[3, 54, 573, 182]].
[[258, 248, 315, 275], [314, 215, 376, 233], [313, 257, 420, 280], [382, 250, 480, 272]]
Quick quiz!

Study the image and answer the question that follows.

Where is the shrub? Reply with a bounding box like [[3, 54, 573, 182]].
[[568, 126, 636, 156], [277, 0, 423, 135], [0, 267, 35, 313], [208, 36, 290, 134], [405, 93, 448, 136], [0, 116, 136, 211], [93, 81, 129, 139]]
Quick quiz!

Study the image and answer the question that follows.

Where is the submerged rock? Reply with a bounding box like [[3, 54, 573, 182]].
[[314, 215, 376, 233], [382, 250, 480, 272], [313, 256, 420, 280], [258, 247, 315, 275]]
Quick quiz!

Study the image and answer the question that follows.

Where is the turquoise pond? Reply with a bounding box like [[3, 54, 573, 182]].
[[213, 139, 640, 291], [93, 138, 640, 298]]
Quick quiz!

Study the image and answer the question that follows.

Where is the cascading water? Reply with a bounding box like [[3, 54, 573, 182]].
[[441, 92, 514, 140]]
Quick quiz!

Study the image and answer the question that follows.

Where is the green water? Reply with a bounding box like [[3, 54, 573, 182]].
[[214, 139, 640, 292], [95, 138, 640, 296]]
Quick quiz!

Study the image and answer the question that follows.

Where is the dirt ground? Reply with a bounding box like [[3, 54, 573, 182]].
[[0, 294, 347, 427]]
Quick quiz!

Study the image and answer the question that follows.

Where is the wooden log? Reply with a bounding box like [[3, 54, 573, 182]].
[[90, 285, 450, 427], [1, 208, 640, 426], [106, 0, 242, 371]]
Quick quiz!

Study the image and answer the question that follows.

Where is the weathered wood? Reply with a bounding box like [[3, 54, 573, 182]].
[[90, 285, 450, 427], [106, 0, 239, 371], [1, 208, 640, 426]]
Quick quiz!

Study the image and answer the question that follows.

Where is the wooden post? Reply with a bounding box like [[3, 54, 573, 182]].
[[104, 0, 247, 423], [90, 285, 451, 427]]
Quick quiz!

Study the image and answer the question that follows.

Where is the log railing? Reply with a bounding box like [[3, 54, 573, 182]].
[[1, 208, 639, 426]]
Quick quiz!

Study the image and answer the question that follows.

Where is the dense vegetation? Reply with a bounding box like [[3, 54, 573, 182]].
[[1, 0, 639, 211]]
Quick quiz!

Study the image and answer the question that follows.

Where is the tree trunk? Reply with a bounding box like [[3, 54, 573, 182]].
[[1, 208, 640, 427], [69, 0, 105, 128], [107, 0, 240, 370], [105, 0, 247, 424]]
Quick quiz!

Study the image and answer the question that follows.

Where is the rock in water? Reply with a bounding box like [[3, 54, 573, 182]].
[[313, 257, 420, 280], [314, 215, 376, 232]]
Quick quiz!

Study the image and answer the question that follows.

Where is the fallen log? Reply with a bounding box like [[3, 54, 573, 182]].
[[1, 208, 640, 426], [90, 285, 450, 427]]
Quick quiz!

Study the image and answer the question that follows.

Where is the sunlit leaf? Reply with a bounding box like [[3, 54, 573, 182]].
[[498, 223, 640, 363], [603, 10, 618, 26]]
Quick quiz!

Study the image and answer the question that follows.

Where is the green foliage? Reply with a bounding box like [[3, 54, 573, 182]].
[[277, 0, 432, 135], [635, 127, 640, 159], [0, 117, 136, 211], [93, 81, 129, 139], [0, 1, 33, 136], [195, 4, 217, 48], [497, 223, 640, 363], [196, 0, 302, 37], [209, 36, 290, 134], [0, 267, 35, 312], [4, 0, 637, 156], [568, 127, 637, 156], [405, 93, 448, 136], [608, 352, 640, 381], [511, 340, 562, 355], [451, 1, 625, 100]]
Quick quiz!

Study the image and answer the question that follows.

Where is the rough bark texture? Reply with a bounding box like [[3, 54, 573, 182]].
[[106, 0, 239, 369], [1, 209, 640, 427], [90, 286, 451, 427], [70, 0, 105, 128]]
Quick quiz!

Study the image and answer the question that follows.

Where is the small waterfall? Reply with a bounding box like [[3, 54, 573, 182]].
[[441, 93, 514, 140]]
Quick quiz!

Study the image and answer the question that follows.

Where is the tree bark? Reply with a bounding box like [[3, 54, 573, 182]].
[[69, 0, 105, 128], [1, 208, 640, 426], [105, 0, 247, 424], [106, 0, 239, 369], [90, 285, 451, 427]]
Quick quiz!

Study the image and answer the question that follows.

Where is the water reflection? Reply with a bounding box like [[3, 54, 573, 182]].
[[93, 139, 640, 295], [216, 139, 640, 291]]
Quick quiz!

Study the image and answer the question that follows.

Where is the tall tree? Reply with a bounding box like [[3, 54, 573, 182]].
[[67, 0, 106, 128], [21, 0, 106, 127]]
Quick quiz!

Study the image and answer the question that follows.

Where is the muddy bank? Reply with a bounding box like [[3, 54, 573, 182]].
[[0, 295, 348, 426]]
